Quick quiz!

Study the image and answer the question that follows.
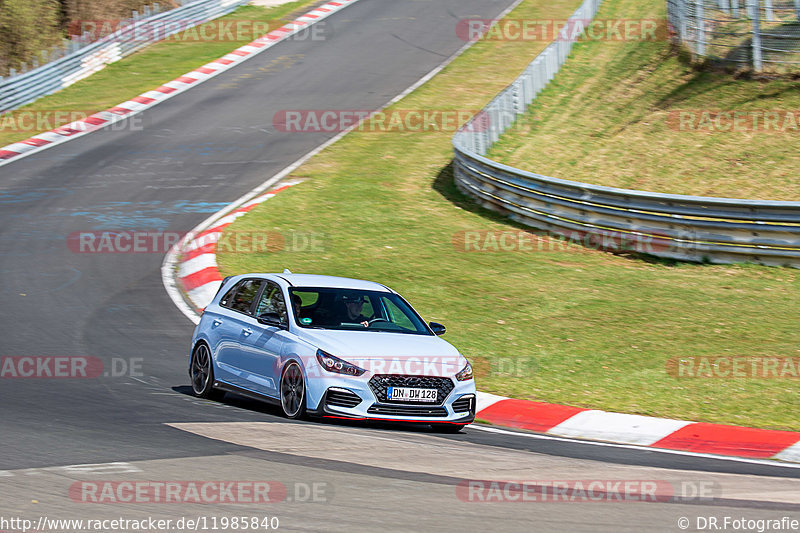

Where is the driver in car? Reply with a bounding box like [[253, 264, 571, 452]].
[[342, 295, 371, 327]]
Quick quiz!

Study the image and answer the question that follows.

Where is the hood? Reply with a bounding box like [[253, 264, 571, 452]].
[[296, 329, 466, 376]]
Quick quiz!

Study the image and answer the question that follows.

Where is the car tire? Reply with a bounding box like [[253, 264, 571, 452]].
[[280, 361, 306, 419], [433, 423, 467, 433], [190, 343, 224, 400]]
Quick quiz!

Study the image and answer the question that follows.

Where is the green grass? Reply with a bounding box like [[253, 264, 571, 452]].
[[217, 0, 800, 431], [0, 0, 319, 148], [487, 0, 800, 200]]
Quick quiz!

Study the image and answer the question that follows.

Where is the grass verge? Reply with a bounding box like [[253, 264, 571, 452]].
[[487, 0, 800, 200], [218, 0, 800, 430], [0, 0, 320, 148]]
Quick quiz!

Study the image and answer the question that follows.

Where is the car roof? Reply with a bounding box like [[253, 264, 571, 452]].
[[250, 273, 394, 292]]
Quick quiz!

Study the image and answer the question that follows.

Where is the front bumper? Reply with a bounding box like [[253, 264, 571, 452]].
[[305, 373, 476, 424]]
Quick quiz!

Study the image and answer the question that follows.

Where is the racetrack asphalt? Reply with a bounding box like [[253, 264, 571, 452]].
[[1, 0, 520, 470]]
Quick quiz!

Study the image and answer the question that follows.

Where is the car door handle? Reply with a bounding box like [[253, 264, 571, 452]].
[[242, 328, 252, 337]]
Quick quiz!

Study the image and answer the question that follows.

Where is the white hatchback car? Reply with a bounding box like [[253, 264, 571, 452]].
[[190, 273, 476, 431]]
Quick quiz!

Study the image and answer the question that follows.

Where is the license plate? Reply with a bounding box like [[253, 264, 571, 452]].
[[387, 387, 437, 402]]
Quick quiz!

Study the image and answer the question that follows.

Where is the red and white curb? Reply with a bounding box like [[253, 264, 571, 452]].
[[176, 179, 302, 312], [476, 393, 800, 463], [0, 0, 361, 168]]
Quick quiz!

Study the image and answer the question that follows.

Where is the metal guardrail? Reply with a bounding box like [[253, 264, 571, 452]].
[[0, 0, 249, 113], [452, 0, 800, 267]]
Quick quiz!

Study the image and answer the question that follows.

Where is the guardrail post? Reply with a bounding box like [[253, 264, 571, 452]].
[[499, 100, 508, 140], [489, 105, 499, 144], [695, 0, 706, 56], [752, 1, 763, 70], [498, 96, 507, 135], [763, 0, 774, 21], [507, 91, 516, 127], [541, 50, 550, 82], [478, 123, 488, 156], [522, 69, 533, 105], [672, 0, 685, 44], [513, 80, 524, 115]]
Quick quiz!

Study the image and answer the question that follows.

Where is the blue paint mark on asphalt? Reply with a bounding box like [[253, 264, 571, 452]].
[[122, 143, 266, 157], [69, 214, 172, 229], [52, 266, 82, 292], [57, 200, 230, 230], [0, 188, 74, 204], [172, 201, 231, 213]]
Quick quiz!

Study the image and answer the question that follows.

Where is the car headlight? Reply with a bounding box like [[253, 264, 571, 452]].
[[316, 349, 366, 376], [455, 361, 473, 381]]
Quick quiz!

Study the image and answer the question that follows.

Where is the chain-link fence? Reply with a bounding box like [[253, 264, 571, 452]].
[[667, 0, 800, 71]]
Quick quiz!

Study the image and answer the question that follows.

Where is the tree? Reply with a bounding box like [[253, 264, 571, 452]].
[[0, 0, 61, 76]]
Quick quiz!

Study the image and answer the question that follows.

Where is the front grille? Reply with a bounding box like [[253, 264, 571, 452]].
[[452, 394, 475, 413], [326, 388, 362, 408], [368, 374, 455, 405], [367, 404, 448, 417]]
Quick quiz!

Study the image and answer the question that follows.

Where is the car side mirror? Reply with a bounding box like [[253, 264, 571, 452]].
[[257, 312, 285, 328], [429, 322, 446, 336]]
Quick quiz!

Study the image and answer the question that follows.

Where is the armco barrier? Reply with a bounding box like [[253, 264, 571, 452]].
[[452, 0, 800, 267], [0, 0, 249, 113]]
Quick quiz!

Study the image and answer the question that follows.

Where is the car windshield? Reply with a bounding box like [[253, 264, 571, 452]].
[[289, 287, 431, 334]]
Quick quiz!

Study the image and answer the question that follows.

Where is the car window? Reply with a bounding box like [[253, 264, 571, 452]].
[[220, 279, 263, 315], [290, 289, 321, 325], [295, 291, 318, 307], [361, 297, 375, 319], [288, 287, 430, 334], [383, 297, 415, 331], [255, 282, 288, 325]]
